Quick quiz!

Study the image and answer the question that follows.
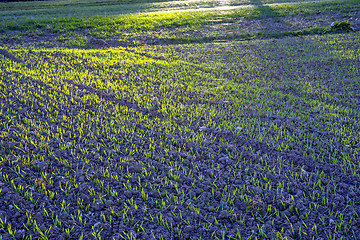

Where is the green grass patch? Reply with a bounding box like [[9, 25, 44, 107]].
[[1, 0, 359, 34], [0, 0, 339, 21]]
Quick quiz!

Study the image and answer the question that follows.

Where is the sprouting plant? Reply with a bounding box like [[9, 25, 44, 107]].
[[61, 199, 70, 213], [214, 216, 219, 226], [71, 210, 86, 226], [0, 215, 8, 229], [23, 212, 34, 231], [100, 212, 106, 222], [65, 226, 75, 239], [35, 224, 52, 240], [92, 227, 103, 240], [312, 223, 318, 237], [141, 188, 148, 201], [120, 231, 136, 240], [51, 213, 62, 228], [7, 223, 16, 239]]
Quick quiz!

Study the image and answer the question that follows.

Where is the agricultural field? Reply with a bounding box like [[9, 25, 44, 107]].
[[0, 0, 360, 239]]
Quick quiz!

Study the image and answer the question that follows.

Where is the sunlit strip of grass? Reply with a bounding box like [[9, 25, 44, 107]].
[[0, 0, 358, 33], [0, 0, 177, 11], [0, 0, 339, 20], [0, 0, 335, 13]]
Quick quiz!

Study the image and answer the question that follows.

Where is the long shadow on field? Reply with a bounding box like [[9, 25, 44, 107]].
[[249, 0, 289, 28], [89, 0, 292, 48]]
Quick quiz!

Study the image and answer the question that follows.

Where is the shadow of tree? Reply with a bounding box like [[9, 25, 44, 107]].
[[249, 0, 288, 20], [247, 0, 291, 36]]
